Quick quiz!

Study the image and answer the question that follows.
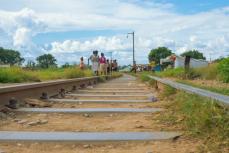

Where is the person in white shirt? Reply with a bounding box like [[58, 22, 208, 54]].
[[89, 50, 99, 76]]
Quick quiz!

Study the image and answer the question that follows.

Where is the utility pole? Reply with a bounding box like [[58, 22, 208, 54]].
[[108, 51, 113, 75], [209, 52, 212, 63], [127, 31, 136, 73]]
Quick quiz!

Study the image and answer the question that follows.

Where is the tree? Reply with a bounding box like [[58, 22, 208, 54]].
[[61, 62, 71, 68], [213, 56, 225, 63], [181, 50, 206, 60], [25, 60, 36, 69], [0, 47, 24, 65], [36, 54, 57, 68], [148, 47, 172, 64]]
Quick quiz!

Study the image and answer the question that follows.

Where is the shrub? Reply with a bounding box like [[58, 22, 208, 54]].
[[218, 57, 229, 83]]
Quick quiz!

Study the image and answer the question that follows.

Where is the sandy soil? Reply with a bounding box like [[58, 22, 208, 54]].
[[65, 96, 150, 100], [0, 138, 200, 153], [49, 102, 158, 108], [0, 111, 180, 132], [75, 92, 150, 95]]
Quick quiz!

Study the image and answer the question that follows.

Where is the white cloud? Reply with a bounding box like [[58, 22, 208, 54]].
[[13, 27, 31, 47], [0, 8, 46, 56], [49, 36, 130, 54], [0, 1, 228, 64]]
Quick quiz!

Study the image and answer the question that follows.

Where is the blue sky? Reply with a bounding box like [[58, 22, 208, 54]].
[[33, 29, 128, 45], [155, 0, 229, 13], [32, 0, 229, 45], [0, 0, 229, 65]]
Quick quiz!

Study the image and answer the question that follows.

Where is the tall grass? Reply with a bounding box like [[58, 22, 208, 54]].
[[193, 63, 218, 80], [176, 92, 228, 152], [0, 67, 39, 83], [160, 89, 229, 152], [140, 72, 151, 82], [155, 63, 220, 80], [155, 67, 185, 78], [0, 67, 93, 83], [161, 85, 177, 98]]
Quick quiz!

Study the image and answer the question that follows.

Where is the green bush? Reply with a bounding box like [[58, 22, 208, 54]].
[[218, 57, 229, 83]]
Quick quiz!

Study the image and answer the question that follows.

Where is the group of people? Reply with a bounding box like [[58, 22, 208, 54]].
[[79, 50, 118, 76]]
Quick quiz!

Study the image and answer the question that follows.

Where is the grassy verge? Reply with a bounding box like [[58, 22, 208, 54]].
[[0, 67, 93, 83], [139, 72, 157, 87], [177, 80, 229, 96], [0, 67, 123, 83], [155, 63, 219, 80], [160, 88, 229, 152], [138, 73, 229, 152], [155, 67, 185, 78]]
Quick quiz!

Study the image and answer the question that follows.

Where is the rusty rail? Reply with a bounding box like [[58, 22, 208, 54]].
[[0, 76, 103, 108]]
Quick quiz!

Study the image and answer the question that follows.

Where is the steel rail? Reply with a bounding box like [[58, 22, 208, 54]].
[[0, 76, 103, 107], [0, 76, 99, 94], [148, 75, 229, 107]]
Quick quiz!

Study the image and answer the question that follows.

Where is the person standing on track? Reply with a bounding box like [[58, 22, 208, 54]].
[[113, 59, 118, 71], [130, 61, 137, 73], [106, 59, 110, 75], [99, 53, 107, 75], [89, 50, 99, 76], [79, 57, 85, 70]]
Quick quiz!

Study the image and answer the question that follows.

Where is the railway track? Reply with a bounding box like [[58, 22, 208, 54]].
[[0, 74, 183, 153]]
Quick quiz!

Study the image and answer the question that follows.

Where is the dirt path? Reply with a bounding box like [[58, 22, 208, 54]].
[[0, 74, 199, 153]]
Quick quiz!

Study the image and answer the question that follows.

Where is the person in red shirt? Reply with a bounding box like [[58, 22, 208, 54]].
[[99, 53, 107, 75]]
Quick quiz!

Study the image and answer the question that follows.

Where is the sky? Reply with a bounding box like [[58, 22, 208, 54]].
[[0, 0, 229, 65]]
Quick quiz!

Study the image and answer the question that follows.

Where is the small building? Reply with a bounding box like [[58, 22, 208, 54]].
[[160, 55, 208, 68]]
